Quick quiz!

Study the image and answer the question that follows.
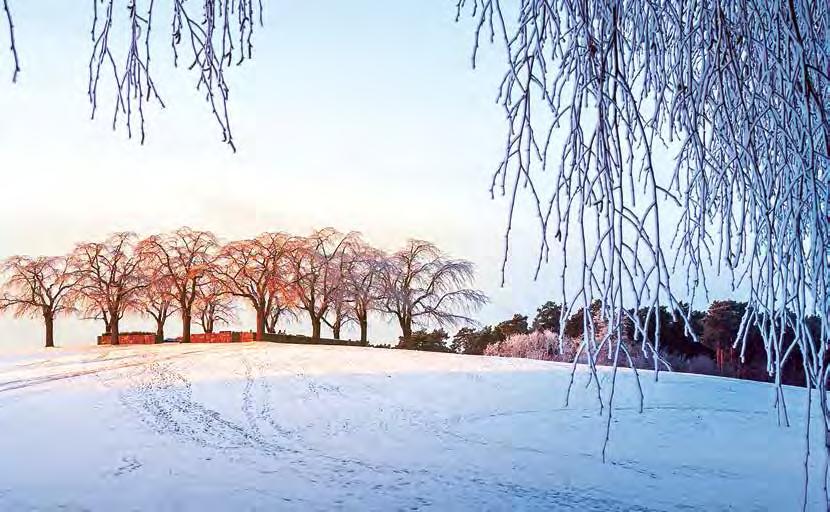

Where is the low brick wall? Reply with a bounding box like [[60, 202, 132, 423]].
[[260, 333, 368, 347], [96, 331, 349, 346], [98, 333, 157, 345], [187, 331, 255, 343]]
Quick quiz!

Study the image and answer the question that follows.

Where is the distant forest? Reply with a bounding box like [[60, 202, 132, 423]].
[[397, 300, 822, 387]]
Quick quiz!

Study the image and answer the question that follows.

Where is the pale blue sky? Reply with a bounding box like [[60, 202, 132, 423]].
[[0, 1, 567, 348]]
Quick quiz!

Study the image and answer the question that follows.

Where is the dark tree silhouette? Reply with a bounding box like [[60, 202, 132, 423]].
[[532, 301, 562, 334], [397, 328, 452, 353], [635, 305, 710, 361], [451, 325, 500, 355], [494, 313, 529, 339], [701, 301, 745, 374], [563, 301, 601, 340]]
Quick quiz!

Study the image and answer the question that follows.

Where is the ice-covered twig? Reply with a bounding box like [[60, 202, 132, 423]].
[[459, 1, 829, 505]]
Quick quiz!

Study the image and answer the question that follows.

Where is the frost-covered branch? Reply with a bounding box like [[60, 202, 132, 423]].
[[5, 1, 262, 149], [378, 240, 488, 341], [459, 0, 829, 504]]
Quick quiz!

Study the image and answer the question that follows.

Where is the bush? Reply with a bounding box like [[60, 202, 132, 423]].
[[682, 354, 720, 375], [485, 330, 700, 373], [397, 329, 453, 352], [484, 331, 563, 361]]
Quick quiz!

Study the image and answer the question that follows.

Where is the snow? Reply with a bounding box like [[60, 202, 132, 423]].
[[0, 343, 820, 510]]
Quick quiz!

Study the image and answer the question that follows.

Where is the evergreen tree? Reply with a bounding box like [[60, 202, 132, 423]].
[[451, 326, 500, 355], [532, 301, 562, 333], [397, 329, 453, 353], [494, 314, 529, 339]]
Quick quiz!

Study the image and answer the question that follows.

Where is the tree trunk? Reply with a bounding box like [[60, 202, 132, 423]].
[[332, 318, 341, 340], [311, 315, 322, 339], [255, 307, 266, 341], [399, 316, 412, 342], [155, 318, 165, 343], [182, 310, 191, 343], [358, 314, 368, 343], [110, 309, 120, 345], [44, 313, 54, 348]]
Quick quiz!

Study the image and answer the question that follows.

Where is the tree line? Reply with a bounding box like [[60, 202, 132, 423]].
[[404, 300, 822, 386], [0, 228, 487, 347]]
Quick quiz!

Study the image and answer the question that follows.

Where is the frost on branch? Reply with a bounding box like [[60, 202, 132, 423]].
[[3, 1, 261, 148], [378, 240, 488, 342], [87, 0, 262, 150], [458, 0, 829, 492]]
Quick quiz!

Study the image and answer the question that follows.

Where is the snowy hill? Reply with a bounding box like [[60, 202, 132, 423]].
[[0, 343, 819, 510]]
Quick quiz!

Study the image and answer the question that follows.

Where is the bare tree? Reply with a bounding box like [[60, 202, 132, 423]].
[[70, 232, 146, 345], [81, 307, 123, 335], [194, 278, 235, 333], [289, 228, 357, 339], [265, 300, 297, 334], [136, 264, 178, 343], [137, 228, 218, 343], [323, 296, 348, 339], [0, 255, 79, 347], [212, 232, 296, 340], [322, 237, 359, 340], [379, 239, 487, 342], [343, 239, 385, 343]]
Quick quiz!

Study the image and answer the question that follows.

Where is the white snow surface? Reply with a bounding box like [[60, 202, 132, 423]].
[[0, 343, 821, 511]]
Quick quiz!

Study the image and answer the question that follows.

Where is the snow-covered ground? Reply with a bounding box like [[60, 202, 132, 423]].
[[0, 343, 821, 510]]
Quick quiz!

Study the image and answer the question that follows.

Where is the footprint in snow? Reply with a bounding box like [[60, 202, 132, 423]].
[[110, 455, 142, 477]]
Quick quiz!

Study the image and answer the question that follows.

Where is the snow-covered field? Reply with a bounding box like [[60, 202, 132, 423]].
[[0, 343, 821, 510]]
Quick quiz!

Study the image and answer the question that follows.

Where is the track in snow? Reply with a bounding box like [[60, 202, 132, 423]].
[[0, 343, 816, 510]]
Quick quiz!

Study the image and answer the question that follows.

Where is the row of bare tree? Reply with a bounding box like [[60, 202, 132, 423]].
[[0, 228, 487, 347]]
